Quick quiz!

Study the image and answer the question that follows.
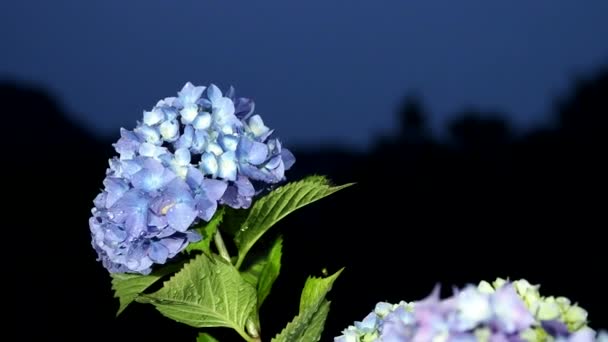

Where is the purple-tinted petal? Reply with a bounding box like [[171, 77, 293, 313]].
[[186, 230, 202, 243], [124, 210, 148, 236], [235, 176, 255, 197], [103, 177, 129, 208], [186, 166, 204, 188], [148, 213, 168, 228], [93, 193, 106, 208], [113, 128, 141, 159], [266, 155, 282, 169], [492, 284, 535, 334], [541, 320, 570, 337], [156, 227, 177, 238], [220, 183, 252, 209], [160, 236, 188, 256], [201, 179, 228, 201], [240, 164, 276, 183], [131, 161, 175, 192], [234, 97, 255, 119], [149, 242, 169, 263], [196, 195, 217, 221], [281, 148, 296, 170], [166, 202, 197, 232]]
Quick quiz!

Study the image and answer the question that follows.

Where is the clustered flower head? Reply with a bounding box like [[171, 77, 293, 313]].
[[478, 278, 591, 340], [89, 83, 295, 274], [336, 281, 607, 342]]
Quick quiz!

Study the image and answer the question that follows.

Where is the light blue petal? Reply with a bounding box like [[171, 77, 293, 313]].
[[217, 151, 237, 181], [134, 124, 161, 144], [248, 114, 270, 138], [192, 112, 211, 130], [174, 125, 193, 150], [174, 148, 191, 166], [206, 84, 222, 104], [143, 109, 164, 126], [200, 152, 218, 176], [139, 142, 166, 159], [206, 142, 224, 156], [180, 103, 198, 124], [178, 82, 205, 106], [191, 129, 208, 153], [219, 134, 239, 152], [162, 107, 178, 121], [159, 120, 179, 141]]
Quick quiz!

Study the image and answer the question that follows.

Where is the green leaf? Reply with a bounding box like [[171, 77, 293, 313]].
[[137, 253, 257, 340], [299, 268, 343, 312], [234, 176, 353, 268], [185, 208, 225, 254], [256, 236, 282, 308], [299, 300, 331, 342], [196, 333, 220, 342], [111, 262, 183, 316], [240, 258, 267, 287], [271, 269, 343, 342]]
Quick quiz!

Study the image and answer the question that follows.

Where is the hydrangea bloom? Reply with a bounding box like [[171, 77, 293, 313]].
[[89, 82, 295, 274], [478, 278, 590, 339], [335, 282, 607, 342]]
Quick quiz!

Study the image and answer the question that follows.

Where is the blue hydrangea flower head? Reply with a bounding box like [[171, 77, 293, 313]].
[[90, 82, 295, 274]]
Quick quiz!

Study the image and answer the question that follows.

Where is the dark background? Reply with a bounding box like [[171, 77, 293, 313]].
[[4, 1, 607, 341]]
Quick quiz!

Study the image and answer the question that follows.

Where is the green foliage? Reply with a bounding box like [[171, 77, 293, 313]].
[[272, 269, 343, 342], [111, 262, 183, 316], [233, 176, 353, 268], [137, 254, 257, 340]]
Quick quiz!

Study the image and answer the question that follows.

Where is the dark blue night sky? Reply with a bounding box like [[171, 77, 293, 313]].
[[2, 0, 607, 149]]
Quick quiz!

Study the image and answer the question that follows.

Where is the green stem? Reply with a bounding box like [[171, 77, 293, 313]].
[[214, 230, 231, 263]]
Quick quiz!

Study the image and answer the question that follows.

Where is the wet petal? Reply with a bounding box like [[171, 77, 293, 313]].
[[167, 202, 197, 232]]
